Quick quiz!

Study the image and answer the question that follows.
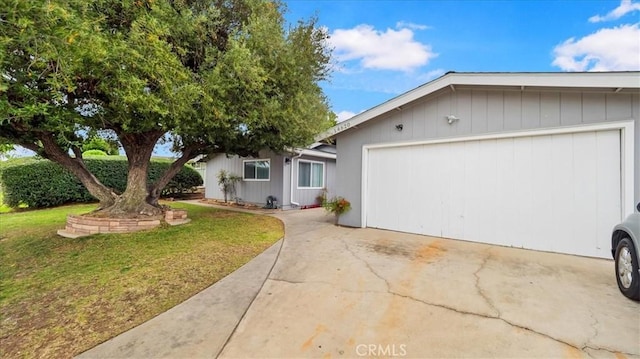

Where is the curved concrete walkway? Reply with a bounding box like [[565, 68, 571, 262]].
[[77, 202, 293, 358], [78, 202, 640, 358]]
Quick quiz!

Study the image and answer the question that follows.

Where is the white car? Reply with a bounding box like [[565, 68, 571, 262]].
[[612, 202, 640, 301]]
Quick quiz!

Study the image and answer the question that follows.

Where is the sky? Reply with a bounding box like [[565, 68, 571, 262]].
[[282, 0, 640, 122]]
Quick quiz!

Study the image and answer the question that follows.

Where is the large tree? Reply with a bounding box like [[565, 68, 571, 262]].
[[0, 0, 333, 217]]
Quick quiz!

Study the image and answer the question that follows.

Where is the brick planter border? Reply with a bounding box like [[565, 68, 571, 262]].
[[57, 209, 190, 238]]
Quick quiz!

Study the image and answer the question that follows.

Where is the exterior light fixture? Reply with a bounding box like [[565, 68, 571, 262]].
[[395, 124, 404, 131], [446, 115, 459, 124]]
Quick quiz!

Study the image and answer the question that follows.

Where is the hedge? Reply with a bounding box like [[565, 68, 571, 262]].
[[82, 149, 108, 156], [0, 157, 203, 208]]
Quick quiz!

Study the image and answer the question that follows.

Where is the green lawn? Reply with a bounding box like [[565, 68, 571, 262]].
[[0, 203, 283, 358], [0, 191, 12, 213]]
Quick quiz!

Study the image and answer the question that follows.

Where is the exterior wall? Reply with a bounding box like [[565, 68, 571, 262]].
[[336, 89, 640, 227], [205, 151, 336, 209], [205, 150, 284, 207], [289, 155, 337, 209]]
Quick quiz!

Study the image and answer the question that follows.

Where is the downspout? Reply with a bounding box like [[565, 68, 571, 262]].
[[290, 151, 303, 208]]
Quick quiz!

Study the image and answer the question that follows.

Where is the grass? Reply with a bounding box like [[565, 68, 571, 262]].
[[0, 202, 283, 358]]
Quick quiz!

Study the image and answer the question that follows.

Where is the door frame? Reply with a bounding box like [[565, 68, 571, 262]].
[[361, 120, 635, 229]]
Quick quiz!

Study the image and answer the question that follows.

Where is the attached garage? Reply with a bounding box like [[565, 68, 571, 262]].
[[364, 125, 633, 258], [318, 72, 640, 258]]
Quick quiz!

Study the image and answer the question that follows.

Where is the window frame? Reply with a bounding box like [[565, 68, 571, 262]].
[[243, 159, 271, 181], [297, 159, 325, 189]]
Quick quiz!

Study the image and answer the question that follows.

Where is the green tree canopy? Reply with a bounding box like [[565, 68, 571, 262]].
[[0, 0, 333, 216]]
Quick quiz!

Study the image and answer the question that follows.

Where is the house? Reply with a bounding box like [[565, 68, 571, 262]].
[[317, 71, 640, 258], [204, 143, 336, 209]]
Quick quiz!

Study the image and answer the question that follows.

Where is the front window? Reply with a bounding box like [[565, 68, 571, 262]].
[[243, 159, 270, 181], [298, 160, 324, 188]]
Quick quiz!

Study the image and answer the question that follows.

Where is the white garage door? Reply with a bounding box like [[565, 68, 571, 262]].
[[365, 130, 622, 258]]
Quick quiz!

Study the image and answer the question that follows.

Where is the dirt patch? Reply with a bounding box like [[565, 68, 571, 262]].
[[366, 239, 447, 262], [200, 199, 262, 210]]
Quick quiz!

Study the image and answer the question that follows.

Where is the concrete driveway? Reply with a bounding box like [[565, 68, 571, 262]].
[[220, 208, 639, 358], [80, 205, 640, 358]]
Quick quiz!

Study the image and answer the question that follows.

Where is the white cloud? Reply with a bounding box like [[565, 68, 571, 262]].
[[589, 0, 640, 23], [395, 21, 431, 31], [328, 24, 437, 72], [416, 68, 446, 83], [335, 110, 357, 122], [552, 24, 640, 71]]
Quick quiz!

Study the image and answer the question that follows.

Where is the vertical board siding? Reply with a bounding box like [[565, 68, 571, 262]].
[[522, 92, 541, 129], [456, 90, 473, 136], [560, 92, 582, 125], [503, 91, 522, 130], [540, 92, 561, 127], [583, 93, 606, 123], [204, 152, 284, 206], [471, 91, 488, 134], [336, 88, 639, 228], [487, 91, 505, 132]]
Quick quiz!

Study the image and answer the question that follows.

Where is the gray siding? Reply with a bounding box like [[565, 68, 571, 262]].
[[205, 151, 336, 209], [336, 89, 640, 227], [205, 150, 284, 206]]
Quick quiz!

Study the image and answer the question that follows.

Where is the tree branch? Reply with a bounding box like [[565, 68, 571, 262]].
[[148, 144, 202, 204]]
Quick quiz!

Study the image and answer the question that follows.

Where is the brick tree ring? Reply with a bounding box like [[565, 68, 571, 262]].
[[57, 209, 190, 238]]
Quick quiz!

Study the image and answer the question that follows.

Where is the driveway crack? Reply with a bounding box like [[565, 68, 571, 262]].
[[338, 237, 622, 357], [340, 238, 391, 291], [582, 345, 636, 357], [390, 290, 593, 354], [473, 251, 500, 317]]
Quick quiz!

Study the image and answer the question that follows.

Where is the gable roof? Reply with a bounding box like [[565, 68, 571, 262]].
[[316, 71, 640, 141]]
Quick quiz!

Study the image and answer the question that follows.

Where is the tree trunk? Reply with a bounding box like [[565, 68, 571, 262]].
[[29, 129, 198, 218], [99, 131, 165, 217]]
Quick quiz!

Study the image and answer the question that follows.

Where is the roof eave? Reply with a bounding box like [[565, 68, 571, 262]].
[[315, 71, 640, 141]]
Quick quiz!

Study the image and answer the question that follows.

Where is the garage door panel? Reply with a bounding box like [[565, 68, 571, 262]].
[[422, 144, 445, 236], [366, 129, 622, 258], [444, 142, 466, 239], [474, 141, 496, 243], [572, 132, 598, 255], [512, 136, 535, 249], [493, 138, 517, 247], [400, 146, 418, 234], [462, 141, 482, 242], [596, 131, 622, 253], [550, 134, 575, 253], [530, 135, 556, 253]]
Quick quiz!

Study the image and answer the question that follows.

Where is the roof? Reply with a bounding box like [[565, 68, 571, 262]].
[[295, 142, 336, 160], [205, 143, 337, 161], [316, 71, 640, 141]]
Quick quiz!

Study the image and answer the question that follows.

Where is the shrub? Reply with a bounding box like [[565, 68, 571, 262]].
[[82, 136, 119, 155], [82, 149, 108, 156], [0, 158, 203, 208], [323, 196, 351, 224], [217, 169, 242, 203]]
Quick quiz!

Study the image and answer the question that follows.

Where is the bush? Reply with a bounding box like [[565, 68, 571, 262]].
[[323, 196, 351, 224], [0, 157, 203, 208], [82, 149, 108, 156]]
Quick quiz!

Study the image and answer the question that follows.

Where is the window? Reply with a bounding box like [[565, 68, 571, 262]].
[[298, 160, 324, 188], [243, 159, 270, 181]]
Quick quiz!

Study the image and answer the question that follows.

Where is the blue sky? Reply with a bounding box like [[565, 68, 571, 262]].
[[283, 0, 640, 122]]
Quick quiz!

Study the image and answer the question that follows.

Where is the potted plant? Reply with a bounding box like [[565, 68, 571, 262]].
[[323, 196, 351, 225]]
